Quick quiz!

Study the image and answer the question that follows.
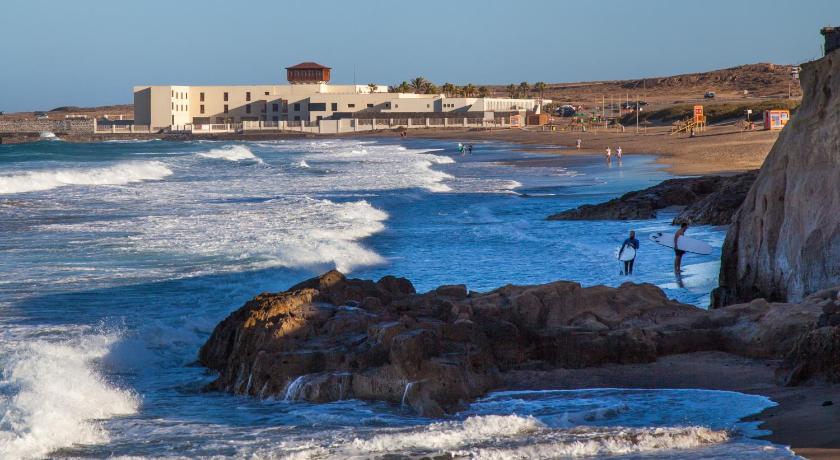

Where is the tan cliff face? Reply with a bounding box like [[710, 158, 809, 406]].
[[714, 50, 840, 306]]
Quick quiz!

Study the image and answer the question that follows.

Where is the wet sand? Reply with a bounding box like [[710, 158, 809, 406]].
[[375, 124, 780, 176], [503, 351, 840, 459]]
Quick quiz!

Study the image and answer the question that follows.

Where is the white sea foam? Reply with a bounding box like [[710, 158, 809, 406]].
[[460, 426, 730, 459], [0, 161, 172, 194], [0, 331, 139, 460], [197, 145, 264, 163]]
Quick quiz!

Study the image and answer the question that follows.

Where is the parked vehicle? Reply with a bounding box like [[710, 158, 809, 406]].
[[34, 112, 49, 120], [554, 105, 576, 117], [704, 91, 716, 99]]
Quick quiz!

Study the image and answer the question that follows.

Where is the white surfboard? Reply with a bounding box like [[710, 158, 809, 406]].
[[617, 246, 636, 261], [649, 232, 712, 255]]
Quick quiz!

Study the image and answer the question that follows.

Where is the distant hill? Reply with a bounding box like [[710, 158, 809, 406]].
[[489, 63, 801, 104]]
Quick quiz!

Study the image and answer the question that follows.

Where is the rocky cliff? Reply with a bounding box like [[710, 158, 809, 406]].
[[714, 50, 840, 306], [199, 271, 823, 415], [547, 172, 756, 225]]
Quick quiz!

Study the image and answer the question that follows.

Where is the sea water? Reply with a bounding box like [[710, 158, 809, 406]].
[[0, 139, 797, 459]]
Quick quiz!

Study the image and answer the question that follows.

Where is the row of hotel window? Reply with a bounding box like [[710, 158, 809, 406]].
[[172, 102, 382, 114], [172, 91, 273, 102]]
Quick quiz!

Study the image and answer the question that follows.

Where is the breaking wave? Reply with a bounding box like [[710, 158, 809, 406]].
[[197, 145, 264, 163], [0, 330, 139, 460], [0, 161, 172, 194]]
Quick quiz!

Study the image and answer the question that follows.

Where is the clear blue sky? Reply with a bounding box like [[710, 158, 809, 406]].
[[0, 0, 835, 111]]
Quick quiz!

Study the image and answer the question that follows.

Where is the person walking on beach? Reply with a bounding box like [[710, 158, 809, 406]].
[[576, 139, 582, 149], [458, 143, 464, 155], [467, 144, 473, 154], [619, 230, 639, 275], [605, 147, 612, 163], [674, 222, 688, 273], [616, 146, 622, 160]]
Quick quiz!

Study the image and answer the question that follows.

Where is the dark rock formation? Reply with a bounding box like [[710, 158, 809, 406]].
[[781, 287, 840, 385], [714, 50, 840, 306], [200, 271, 822, 414], [547, 171, 756, 225]]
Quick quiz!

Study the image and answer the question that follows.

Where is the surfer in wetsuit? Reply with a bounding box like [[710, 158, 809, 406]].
[[674, 222, 688, 273], [619, 230, 639, 275]]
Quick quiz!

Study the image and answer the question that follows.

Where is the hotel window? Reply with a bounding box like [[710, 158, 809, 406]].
[[265, 91, 269, 96], [293, 103, 300, 111], [331, 103, 337, 111], [224, 92, 229, 102], [246, 104, 251, 114], [294, 116, 300, 121], [348, 103, 355, 108], [246, 92, 251, 102], [200, 105, 205, 114], [224, 104, 229, 113], [261, 103, 266, 113], [171, 102, 174, 110], [171, 90, 174, 97], [367, 104, 374, 108], [200, 92, 205, 102], [272, 103, 279, 112], [395, 104, 399, 108], [385, 103, 390, 109], [272, 116, 278, 121]]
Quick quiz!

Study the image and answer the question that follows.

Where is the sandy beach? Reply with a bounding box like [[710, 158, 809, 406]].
[[381, 124, 780, 176]]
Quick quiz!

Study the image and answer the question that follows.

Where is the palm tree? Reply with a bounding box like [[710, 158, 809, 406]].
[[518, 81, 530, 97], [424, 83, 439, 95], [463, 83, 477, 97], [478, 86, 490, 97], [397, 81, 410, 93], [441, 82, 457, 97], [368, 83, 379, 94], [506, 84, 517, 98], [534, 81, 547, 99], [410, 77, 427, 93]]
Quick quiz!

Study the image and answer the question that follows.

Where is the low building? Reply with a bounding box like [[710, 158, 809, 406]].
[[133, 62, 548, 130], [764, 109, 790, 130]]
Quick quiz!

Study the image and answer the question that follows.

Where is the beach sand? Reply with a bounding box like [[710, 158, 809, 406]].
[[380, 124, 780, 176], [503, 352, 840, 459]]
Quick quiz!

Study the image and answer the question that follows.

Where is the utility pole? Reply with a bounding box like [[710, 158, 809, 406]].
[[635, 94, 639, 134]]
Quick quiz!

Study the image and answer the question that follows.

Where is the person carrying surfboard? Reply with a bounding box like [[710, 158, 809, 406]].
[[619, 230, 640, 275], [674, 222, 688, 273]]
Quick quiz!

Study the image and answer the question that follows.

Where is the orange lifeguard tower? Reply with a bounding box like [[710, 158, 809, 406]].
[[763, 109, 790, 130], [670, 105, 707, 135]]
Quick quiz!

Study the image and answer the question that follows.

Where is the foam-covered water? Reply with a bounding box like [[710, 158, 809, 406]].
[[0, 138, 795, 459]]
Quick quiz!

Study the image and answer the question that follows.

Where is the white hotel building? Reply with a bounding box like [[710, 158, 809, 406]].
[[133, 62, 547, 132]]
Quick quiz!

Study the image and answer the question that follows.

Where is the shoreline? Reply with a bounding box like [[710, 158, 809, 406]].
[[3, 123, 778, 176], [6, 128, 827, 458], [499, 351, 840, 459]]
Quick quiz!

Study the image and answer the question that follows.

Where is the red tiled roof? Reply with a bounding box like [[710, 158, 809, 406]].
[[286, 62, 331, 70]]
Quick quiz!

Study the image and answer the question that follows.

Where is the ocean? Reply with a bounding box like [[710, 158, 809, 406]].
[[0, 138, 797, 459]]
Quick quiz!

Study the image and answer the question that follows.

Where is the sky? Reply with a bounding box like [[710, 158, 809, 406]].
[[0, 0, 836, 111]]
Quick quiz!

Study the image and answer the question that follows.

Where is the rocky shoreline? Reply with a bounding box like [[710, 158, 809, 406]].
[[547, 171, 757, 225], [199, 270, 836, 417]]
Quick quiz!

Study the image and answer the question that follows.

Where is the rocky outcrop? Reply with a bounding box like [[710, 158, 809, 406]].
[[714, 51, 840, 306], [200, 271, 822, 415], [547, 171, 756, 225], [781, 287, 840, 385]]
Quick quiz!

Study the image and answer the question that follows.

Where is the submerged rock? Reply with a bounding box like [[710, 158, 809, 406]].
[[200, 271, 823, 414], [714, 50, 840, 306], [547, 171, 756, 225]]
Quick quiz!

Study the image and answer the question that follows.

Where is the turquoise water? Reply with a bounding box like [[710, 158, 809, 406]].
[[0, 139, 795, 459]]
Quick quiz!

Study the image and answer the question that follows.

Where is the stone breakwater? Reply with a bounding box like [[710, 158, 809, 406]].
[[200, 270, 832, 415], [547, 171, 756, 226], [0, 119, 95, 135]]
